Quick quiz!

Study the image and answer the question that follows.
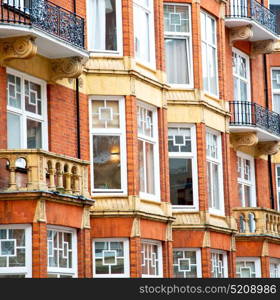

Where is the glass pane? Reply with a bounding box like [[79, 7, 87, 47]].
[[93, 136, 121, 190], [7, 113, 21, 149], [0, 274, 25, 278], [9, 249, 25, 267], [27, 119, 42, 148], [93, 0, 117, 51], [244, 185, 251, 207], [169, 158, 193, 206], [145, 142, 155, 194], [164, 5, 190, 33], [7, 74, 21, 109], [165, 38, 189, 84], [138, 140, 145, 193], [212, 163, 220, 209]]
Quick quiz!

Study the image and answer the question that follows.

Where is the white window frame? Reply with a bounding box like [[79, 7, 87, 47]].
[[0, 224, 32, 278], [232, 48, 251, 102], [141, 239, 163, 278], [133, 0, 156, 68], [237, 151, 256, 207], [89, 96, 127, 196], [47, 226, 78, 278], [6, 68, 48, 150], [87, 0, 123, 56], [206, 128, 224, 215], [210, 250, 228, 278], [270, 258, 280, 278], [173, 248, 201, 278], [164, 3, 193, 88], [200, 11, 219, 98], [92, 238, 130, 278], [276, 164, 280, 211], [271, 68, 280, 114], [236, 257, 262, 278], [137, 101, 160, 201], [168, 124, 198, 211]]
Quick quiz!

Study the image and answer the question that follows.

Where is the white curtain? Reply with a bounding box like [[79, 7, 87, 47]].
[[165, 38, 189, 84], [93, 0, 106, 50]]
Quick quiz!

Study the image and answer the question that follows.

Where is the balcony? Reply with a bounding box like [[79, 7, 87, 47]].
[[0, 149, 90, 199], [0, 0, 88, 59], [229, 101, 280, 144], [225, 0, 279, 41], [233, 207, 280, 239]]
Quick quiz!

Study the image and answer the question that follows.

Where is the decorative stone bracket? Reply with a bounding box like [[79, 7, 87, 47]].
[[0, 35, 37, 66], [229, 25, 253, 45], [230, 132, 258, 150], [251, 40, 280, 56], [50, 56, 84, 83], [256, 141, 280, 156]]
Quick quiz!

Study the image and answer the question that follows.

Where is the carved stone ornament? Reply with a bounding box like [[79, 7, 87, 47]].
[[230, 132, 258, 150], [251, 40, 280, 56], [229, 25, 253, 45], [256, 141, 280, 156], [0, 35, 37, 66], [33, 199, 46, 223], [50, 56, 84, 82], [81, 206, 91, 229]]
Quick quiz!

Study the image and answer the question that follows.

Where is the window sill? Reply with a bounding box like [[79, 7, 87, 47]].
[[209, 208, 225, 217], [91, 192, 128, 198], [135, 60, 157, 74], [89, 51, 123, 58], [172, 206, 199, 212], [168, 84, 194, 90], [139, 192, 160, 202]]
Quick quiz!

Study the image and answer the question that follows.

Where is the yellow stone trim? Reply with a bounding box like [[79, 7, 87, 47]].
[[0, 35, 37, 66], [229, 25, 253, 45], [33, 199, 46, 223]]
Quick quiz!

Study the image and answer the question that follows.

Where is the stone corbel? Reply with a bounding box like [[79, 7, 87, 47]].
[[256, 141, 280, 156], [50, 56, 84, 83], [0, 35, 37, 66], [229, 25, 253, 45], [251, 40, 280, 57], [230, 132, 258, 151], [81, 206, 91, 229]]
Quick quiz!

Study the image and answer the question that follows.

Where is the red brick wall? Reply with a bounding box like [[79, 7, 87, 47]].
[[32, 222, 47, 278]]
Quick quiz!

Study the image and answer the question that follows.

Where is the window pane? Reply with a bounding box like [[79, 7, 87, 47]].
[[212, 163, 220, 209], [93, 0, 117, 51], [7, 113, 21, 149], [146, 142, 155, 194], [138, 140, 145, 193], [169, 158, 193, 206], [165, 38, 189, 84], [27, 119, 42, 149], [164, 5, 190, 33], [7, 74, 21, 109], [93, 136, 121, 190], [134, 4, 150, 62]]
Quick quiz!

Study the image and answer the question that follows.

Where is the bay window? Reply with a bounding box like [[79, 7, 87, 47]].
[[47, 227, 77, 278], [206, 129, 224, 214], [134, 0, 155, 66], [236, 257, 261, 278], [0, 225, 32, 278], [271, 68, 280, 114], [90, 96, 127, 195], [87, 0, 123, 54], [7, 69, 47, 150], [137, 102, 160, 200], [211, 250, 228, 278], [237, 152, 256, 207], [141, 240, 163, 278], [173, 248, 201, 278], [201, 11, 218, 96], [164, 4, 192, 86], [168, 125, 198, 209], [93, 238, 130, 277]]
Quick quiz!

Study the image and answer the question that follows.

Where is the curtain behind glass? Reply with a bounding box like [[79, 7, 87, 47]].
[[165, 38, 189, 84]]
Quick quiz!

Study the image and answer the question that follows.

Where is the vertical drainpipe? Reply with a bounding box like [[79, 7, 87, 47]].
[[263, 53, 275, 209], [73, 0, 81, 159]]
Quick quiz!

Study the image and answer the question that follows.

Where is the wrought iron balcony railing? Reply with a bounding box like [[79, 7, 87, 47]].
[[229, 101, 280, 137], [226, 0, 278, 35], [0, 0, 84, 48]]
